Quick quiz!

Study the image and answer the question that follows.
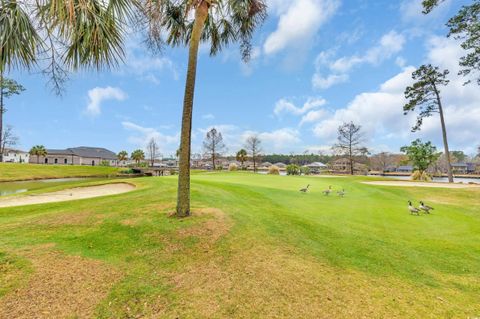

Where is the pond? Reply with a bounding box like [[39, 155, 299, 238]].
[[369, 175, 480, 184], [0, 178, 100, 197]]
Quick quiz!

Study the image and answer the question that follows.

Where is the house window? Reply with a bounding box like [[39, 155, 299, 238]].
[[64, 158, 68, 164], [45, 158, 48, 164], [91, 160, 95, 166], [54, 158, 58, 164]]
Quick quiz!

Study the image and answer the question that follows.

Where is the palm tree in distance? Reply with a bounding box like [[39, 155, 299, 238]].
[[131, 149, 145, 165], [236, 149, 248, 169], [140, 0, 267, 217], [29, 145, 47, 164], [117, 150, 128, 166]]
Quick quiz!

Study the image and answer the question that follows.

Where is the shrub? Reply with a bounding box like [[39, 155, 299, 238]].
[[216, 165, 224, 171], [229, 163, 238, 171], [268, 165, 280, 175], [100, 160, 110, 167], [286, 164, 300, 175], [300, 166, 311, 175], [411, 170, 432, 181]]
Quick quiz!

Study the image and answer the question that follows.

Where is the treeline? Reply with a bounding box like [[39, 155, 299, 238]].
[[261, 154, 335, 165]]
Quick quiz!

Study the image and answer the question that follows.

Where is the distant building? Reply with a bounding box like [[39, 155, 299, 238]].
[[329, 158, 368, 174], [396, 165, 413, 173], [304, 162, 328, 174], [29, 146, 117, 166], [2, 148, 30, 163], [452, 162, 478, 174]]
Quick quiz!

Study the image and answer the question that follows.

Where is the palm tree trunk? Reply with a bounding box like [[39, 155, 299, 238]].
[[176, 2, 209, 217], [434, 86, 453, 183]]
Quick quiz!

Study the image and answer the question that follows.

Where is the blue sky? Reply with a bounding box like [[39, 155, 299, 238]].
[[6, 0, 479, 157]]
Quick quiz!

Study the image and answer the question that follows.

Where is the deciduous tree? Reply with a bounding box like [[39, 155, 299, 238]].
[[203, 128, 226, 170], [147, 137, 160, 167], [245, 135, 262, 173], [333, 122, 367, 175], [0, 75, 24, 162], [401, 139, 440, 181]]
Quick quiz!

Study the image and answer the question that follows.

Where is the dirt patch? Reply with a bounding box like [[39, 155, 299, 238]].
[[0, 183, 135, 208], [0, 247, 120, 319], [169, 244, 479, 318], [362, 181, 480, 188], [176, 208, 232, 250]]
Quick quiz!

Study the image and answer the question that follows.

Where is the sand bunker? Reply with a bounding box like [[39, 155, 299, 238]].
[[0, 183, 135, 208], [362, 181, 480, 189]]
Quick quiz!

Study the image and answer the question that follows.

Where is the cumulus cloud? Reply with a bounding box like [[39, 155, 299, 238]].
[[264, 0, 339, 55], [312, 31, 406, 89], [310, 36, 480, 153], [85, 87, 127, 117], [274, 97, 326, 117], [122, 121, 179, 154], [242, 128, 302, 152]]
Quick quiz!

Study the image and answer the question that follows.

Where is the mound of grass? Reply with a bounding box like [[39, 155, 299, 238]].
[[0, 163, 122, 182], [0, 172, 479, 317]]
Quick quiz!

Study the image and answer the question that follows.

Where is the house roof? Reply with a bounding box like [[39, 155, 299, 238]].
[[306, 162, 327, 167], [46, 147, 116, 160], [452, 163, 468, 167], [397, 165, 413, 170]]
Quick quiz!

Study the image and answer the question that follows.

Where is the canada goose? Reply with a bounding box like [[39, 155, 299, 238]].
[[419, 201, 434, 214], [322, 185, 332, 196], [337, 189, 346, 197], [300, 184, 310, 193], [408, 201, 420, 215]]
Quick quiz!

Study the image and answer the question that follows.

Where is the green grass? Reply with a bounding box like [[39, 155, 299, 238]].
[[0, 163, 121, 182], [0, 170, 479, 318]]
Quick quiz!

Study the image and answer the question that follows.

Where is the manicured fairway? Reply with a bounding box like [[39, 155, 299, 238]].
[[0, 163, 121, 182], [0, 171, 479, 318]]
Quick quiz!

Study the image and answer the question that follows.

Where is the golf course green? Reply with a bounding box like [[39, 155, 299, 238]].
[[0, 169, 479, 318]]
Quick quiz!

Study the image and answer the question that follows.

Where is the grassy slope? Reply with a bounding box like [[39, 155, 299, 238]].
[[0, 171, 479, 318], [0, 163, 122, 181]]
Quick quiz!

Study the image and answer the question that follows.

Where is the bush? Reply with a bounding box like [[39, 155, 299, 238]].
[[286, 164, 300, 175], [216, 165, 224, 171], [268, 165, 280, 175], [100, 160, 110, 167], [300, 166, 311, 175], [411, 170, 432, 181], [229, 163, 238, 171]]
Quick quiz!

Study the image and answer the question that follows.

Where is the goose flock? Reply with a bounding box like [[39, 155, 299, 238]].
[[298, 185, 436, 215]]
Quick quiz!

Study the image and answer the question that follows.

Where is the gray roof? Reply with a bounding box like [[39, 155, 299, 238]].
[[46, 147, 116, 160]]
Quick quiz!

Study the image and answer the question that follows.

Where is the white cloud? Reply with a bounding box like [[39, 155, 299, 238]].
[[202, 114, 215, 120], [264, 0, 339, 55], [274, 97, 326, 116], [312, 31, 406, 89], [122, 121, 179, 154], [242, 128, 302, 152], [85, 87, 127, 117], [300, 109, 327, 126], [310, 36, 480, 153], [400, 0, 452, 24]]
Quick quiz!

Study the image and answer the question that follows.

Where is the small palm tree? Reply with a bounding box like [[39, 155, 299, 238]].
[[236, 149, 248, 168], [117, 150, 128, 166], [29, 145, 47, 164], [140, 0, 267, 217], [131, 149, 145, 165]]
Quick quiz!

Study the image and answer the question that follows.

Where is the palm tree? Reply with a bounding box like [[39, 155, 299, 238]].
[[117, 150, 128, 166], [131, 149, 145, 165], [0, 0, 134, 93], [140, 0, 267, 217], [236, 149, 248, 169], [29, 145, 47, 164]]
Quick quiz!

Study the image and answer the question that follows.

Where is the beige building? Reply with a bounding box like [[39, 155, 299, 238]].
[[29, 147, 117, 166]]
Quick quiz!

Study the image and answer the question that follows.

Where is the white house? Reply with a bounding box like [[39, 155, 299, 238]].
[[2, 148, 30, 163]]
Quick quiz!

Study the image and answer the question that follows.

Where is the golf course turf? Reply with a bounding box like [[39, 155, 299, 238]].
[[0, 170, 479, 318]]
